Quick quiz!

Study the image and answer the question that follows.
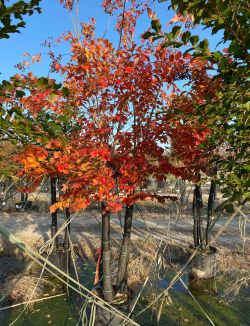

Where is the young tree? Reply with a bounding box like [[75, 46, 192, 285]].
[[143, 0, 250, 203], [2, 0, 220, 305]]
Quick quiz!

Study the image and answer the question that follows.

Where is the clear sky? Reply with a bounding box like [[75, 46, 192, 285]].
[[0, 0, 225, 82]]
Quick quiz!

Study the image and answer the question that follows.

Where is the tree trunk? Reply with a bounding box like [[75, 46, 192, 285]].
[[206, 180, 216, 246], [20, 192, 28, 206], [178, 179, 187, 207], [192, 175, 203, 247], [116, 204, 134, 293], [100, 202, 113, 302], [64, 207, 71, 250], [50, 176, 58, 247], [192, 187, 199, 247], [62, 207, 71, 272], [196, 178, 203, 247]]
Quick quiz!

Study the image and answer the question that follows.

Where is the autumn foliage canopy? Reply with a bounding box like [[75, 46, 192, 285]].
[[1, 0, 221, 213]]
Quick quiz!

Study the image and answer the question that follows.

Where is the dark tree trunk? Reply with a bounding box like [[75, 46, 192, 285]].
[[20, 192, 28, 206], [62, 207, 71, 272], [193, 175, 203, 247], [50, 176, 58, 247], [178, 179, 187, 207], [100, 202, 113, 302], [116, 204, 134, 293], [192, 188, 199, 247], [206, 180, 216, 246], [196, 180, 203, 247], [64, 207, 71, 250]]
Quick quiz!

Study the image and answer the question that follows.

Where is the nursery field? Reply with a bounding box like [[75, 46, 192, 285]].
[[0, 0, 249, 325], [0, 189, 249, 325]]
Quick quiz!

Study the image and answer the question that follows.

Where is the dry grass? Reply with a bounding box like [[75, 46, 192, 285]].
[[162, 243, 189, 267], [0, 230, 44, 258], [127, 240, 158, 287], [77, 236, 159, 288], [34, 200, 50, 213], [216, 246, 250, 296], [109, 239, 158, 287], [1, 275, 47, 304], [217, 246, 250, 273], [223, 271, 250, 297], [0, 236, 23, 258]]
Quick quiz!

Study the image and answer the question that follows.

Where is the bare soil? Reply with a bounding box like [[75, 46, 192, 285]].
[[0, 200, 249, 259]]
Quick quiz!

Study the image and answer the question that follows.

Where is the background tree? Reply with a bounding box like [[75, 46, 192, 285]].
[[143, 0, 250, 203], [0, 0, 42, 39]]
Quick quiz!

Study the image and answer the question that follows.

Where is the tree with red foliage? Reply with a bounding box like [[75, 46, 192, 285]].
[[1, 0, 218, 306]]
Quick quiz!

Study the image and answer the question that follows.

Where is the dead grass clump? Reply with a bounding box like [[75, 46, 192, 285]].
[[0, 236, 23, 258], [17, 230, 44, 250], [2, 275, 47, 304], [217, 246, 250, 273], [0, 230, 43, 258], [162, 243, 189, 267], [119, 239, 157, 287], [77, 236, 157, 285], [215, 246, 250, 297], [223, 271, 250, 297], [35, 200, 50, 213], [109, 238, 181, 291]]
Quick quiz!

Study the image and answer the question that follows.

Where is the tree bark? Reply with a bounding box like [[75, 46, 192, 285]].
[[20, 192, 28, 206], [192, 175, 203, 247], [50, 176, 58, 247], [192, 187, 199, 247], [64, 207, 71, 250], [100, 202, 113, 302], [206, 180, 216, 246], [62, 207, 71, 272], [116, 204, 133, 293], [196, 178, 203, 247]]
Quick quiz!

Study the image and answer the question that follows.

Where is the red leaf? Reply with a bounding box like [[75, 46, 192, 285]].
[[147, 8, 153, 19]]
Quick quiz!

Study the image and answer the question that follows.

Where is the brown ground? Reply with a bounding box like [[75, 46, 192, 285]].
[[0, 196, 249, 301]]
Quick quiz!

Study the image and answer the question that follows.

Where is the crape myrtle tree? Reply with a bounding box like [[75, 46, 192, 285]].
[[51, 0, 216, 300], [0, 140, 20, 207], [11, 30, 180, 302], [143, 0, 250, 204], [165, 77, 220, 248], [3, 0, 215, 304], [141, 0, 249, 249], [0, 74, 85, 247], [100, 0, 225, 256]]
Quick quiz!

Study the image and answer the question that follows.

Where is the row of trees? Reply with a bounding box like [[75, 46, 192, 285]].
[[0, 0, 248, 309]]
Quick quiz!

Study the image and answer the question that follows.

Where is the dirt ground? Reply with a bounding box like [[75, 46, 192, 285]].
[[0, 197, 249, 304], [0, 200, 249, 271], [0, 201, 249, 250], [1, 184, 249, 251]]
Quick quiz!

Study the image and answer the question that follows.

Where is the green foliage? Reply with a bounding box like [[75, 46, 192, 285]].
[[172, 0, 249, 202], [151, 18, 161, 32], [0, 0, 42, 39], [172, 25, 181, 38], [147, 0, 250, 202], [171, 0, 250, 60], [0, 77, 71, 146]]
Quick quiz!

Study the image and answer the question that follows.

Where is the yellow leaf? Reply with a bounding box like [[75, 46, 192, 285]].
[[49, 93, 59, 104], [85, 48, 90, 60]]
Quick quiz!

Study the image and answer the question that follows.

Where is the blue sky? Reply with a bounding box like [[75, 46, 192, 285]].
[[0, 0, 225, 82]]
